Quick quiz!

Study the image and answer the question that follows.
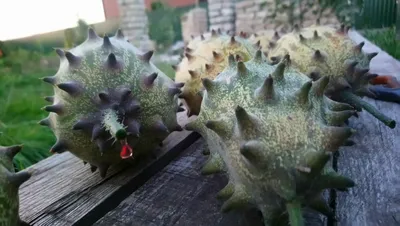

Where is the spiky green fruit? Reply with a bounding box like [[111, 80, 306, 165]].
[[175, 29, 257, 117], [0, 144, 31, 226], [185, 51, 356, 226], [40, 28, 183, 178], [267, 24, 395, 128]]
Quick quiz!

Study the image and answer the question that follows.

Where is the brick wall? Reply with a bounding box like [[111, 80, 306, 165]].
[[207, 0, 235, 32], [235, 0, 268, 33], [117, 0, 154, 51], [235, 0, 339, 33], [181, 8, 208, 42], [205, 0, 340, 36]]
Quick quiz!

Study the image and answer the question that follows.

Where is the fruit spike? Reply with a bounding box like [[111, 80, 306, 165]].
[[249, 29, 284, 55], [184, 51, 356, 226], [175, 29, 258, 117], [40, 27, 182, 178], [268, 24, 396, 128], [0, 144, 32, 226]]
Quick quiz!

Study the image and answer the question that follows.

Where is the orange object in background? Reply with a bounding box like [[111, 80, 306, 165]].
[[370, 75, 400, 88], [0, 49, 3, 58]]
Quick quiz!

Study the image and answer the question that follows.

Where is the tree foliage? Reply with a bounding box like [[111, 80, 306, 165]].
[[76, 19, 90, 42], [320, 0, 364, 24], [63, 28, 76, 49], [148, 1, 176, 50]]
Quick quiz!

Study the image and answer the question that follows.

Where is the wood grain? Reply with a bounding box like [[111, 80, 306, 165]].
[[333, 30, 400, 226], [18, 112, 200, 226], [94, 138, 327, 226]]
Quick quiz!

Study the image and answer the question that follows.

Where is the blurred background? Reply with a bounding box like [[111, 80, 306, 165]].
[[0, 0, 398, 170]]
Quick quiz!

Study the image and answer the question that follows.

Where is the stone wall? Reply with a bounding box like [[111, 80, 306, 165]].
[[117, 0, 154, 51], [205, 0, 340, 35], [235, 0, 339, 33], [207, 0, 236, 32], [235, 0, 270, 33], [181, 8, 209, 43]]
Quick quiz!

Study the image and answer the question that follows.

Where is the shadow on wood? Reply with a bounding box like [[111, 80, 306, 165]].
[[18, 109, 328, 226], [93, 138, 327, 226]]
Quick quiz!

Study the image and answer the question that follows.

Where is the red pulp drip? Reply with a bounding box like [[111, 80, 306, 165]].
[[120, 139, 133, 159]]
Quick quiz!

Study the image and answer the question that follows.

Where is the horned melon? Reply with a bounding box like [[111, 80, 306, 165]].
[[0, 143, 31, 226], [248, 30, 282, 56], [174, 29, 258, 117], [39, 28, 183, 178], [185, 51, 356, 226], [267, 24, 396, 128]]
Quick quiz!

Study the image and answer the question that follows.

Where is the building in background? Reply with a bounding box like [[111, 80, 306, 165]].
[[116, 0, 153, 51], [6, 0, 205, 50], [102, 0, 201, 16], [102, 0, 205, 50], [181, 7, 208, 42], [103, 0, 121, 19]]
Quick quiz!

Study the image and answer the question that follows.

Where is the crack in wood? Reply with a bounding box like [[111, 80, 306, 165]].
[[327, 151, 339, 226]]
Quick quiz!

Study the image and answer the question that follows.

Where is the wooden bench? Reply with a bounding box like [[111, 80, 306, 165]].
[[18, 31, 400, 226]]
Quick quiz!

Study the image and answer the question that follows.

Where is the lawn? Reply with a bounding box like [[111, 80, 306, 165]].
[[361, 26, 400, 60], [155, 62, 175, 79], [0, 69, 57, 170]]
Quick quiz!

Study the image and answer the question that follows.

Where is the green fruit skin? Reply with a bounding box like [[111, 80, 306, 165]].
[[0, 145, 31, 226], [185, 50, 356, 226], [40, 28, 183, 177]]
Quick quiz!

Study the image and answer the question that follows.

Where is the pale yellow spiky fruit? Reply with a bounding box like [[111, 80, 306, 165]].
[[267, 24, 396, 128], [174, 29, 258, 116], [248, 30, 283, 55]]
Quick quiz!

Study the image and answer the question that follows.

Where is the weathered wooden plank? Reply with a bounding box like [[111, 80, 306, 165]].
[[94, 138, 328, 226], [334, 30, 400, 226], [18, 112, 200, 226]]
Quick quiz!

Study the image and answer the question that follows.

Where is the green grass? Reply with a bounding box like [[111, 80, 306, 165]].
[[0, 60, 176, 171], [0, 69, 57, 170], [361, 26, 400, 60], [155, 62, 175, 79]]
